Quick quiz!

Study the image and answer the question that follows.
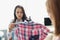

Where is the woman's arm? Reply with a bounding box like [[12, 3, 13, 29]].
[[8, 23, 15, 40], [9, 23, 15, 32]]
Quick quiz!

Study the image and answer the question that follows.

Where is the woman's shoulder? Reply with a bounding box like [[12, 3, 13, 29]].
[[44, 33, 53, 40]]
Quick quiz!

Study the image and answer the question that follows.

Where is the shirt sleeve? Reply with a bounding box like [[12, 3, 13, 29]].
[[41, 24, 50, 39], [7, 31, 12, 40], [7, 19, 14, 40]]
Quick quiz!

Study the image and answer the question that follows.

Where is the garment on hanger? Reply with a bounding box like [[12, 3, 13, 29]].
[[9, 20, 49, 40]]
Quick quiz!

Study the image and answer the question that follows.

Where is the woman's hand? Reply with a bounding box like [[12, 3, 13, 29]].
[[9, 23, 15, 32], [9, 37, 12, 40]]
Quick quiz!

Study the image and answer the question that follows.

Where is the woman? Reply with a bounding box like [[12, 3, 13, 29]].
[[9, 5, 27, 31], [45, 0, 60, 40], [9, 5, 27, 40]]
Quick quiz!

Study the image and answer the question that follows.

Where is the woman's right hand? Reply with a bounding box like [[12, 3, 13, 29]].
[[9, 23, 15, 32]]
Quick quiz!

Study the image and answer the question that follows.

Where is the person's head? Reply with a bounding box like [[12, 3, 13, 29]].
[[46, 0, 60, 36], [13, 5, 27, 23]]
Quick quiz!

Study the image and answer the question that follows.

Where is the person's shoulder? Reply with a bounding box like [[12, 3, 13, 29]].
[[44, 33, 53, 40]]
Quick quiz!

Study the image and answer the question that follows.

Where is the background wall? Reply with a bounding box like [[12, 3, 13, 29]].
[[0, 0, 54, 40], [0, 0, 49, 30]]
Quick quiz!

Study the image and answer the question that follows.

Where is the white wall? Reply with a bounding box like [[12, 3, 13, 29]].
[[0, 0, 49, 30]]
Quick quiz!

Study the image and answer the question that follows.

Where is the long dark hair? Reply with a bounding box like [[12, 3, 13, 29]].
[[46, 0, 60, 36], [12, 5, 27, 23]]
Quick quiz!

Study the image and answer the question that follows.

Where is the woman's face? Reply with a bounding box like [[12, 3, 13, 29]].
[[16, 8, 23, 20]]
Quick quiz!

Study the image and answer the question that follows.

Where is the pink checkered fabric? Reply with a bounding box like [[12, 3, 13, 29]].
[[14, 23, 49, 40]]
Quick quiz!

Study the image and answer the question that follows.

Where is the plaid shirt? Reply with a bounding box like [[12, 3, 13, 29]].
[[10, 21, 49, 40]]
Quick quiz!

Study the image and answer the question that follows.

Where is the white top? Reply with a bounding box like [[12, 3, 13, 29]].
[[8, 19, 23, 40]]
